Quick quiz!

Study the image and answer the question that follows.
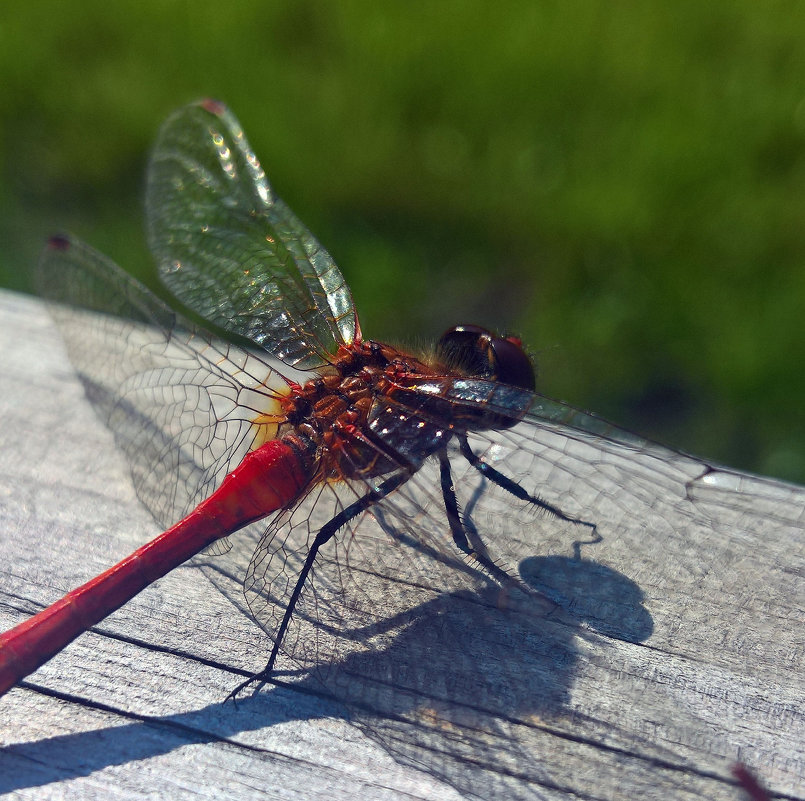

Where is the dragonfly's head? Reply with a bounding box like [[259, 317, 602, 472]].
[[435, 324, 536, 391]]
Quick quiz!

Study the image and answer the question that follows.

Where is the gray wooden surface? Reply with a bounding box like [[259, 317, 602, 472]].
[[0, 288, 803, 800]]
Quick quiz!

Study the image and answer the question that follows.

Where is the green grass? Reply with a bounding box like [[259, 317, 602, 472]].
[[2, 1, 805, 482]]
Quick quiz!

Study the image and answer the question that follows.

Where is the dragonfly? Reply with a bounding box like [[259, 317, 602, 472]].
[[0, 99, 680, 701]]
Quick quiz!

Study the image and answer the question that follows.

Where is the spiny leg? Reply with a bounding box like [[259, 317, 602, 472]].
[[457, 435, 601, 556], [438, 449, 519, 588], [228, 470, 411, 701]]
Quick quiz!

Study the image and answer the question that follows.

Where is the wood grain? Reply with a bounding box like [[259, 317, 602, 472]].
[[0, 288, 802, 800]]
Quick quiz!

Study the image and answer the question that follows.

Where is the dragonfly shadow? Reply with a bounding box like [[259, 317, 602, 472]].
[[310, 555, 654, 799], [519, 554, 654, 644], [1, 559, 652, 797]]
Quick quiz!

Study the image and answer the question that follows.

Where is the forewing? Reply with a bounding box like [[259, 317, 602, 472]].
[[237, 376, 804, 686], [146, 99, 358, 369], [441, 396, 805, 637], [36, 235, 289, 532], [397, 383, 805, 572]]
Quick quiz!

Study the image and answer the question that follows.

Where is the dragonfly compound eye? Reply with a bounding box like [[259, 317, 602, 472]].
[[436, 325, 535, 391], [487, 335, 536, 391]]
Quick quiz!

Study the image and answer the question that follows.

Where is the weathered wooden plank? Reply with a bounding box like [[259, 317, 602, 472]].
[[0, 288, 802, 800]]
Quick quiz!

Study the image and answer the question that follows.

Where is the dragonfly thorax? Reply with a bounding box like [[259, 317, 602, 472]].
[[281, 343, 426, 481]]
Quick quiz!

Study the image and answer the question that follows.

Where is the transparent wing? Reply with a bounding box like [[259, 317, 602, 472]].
[[235, 378, 804, 675], [36, 235, 291, 534], [223, 384, 804, 800], [146, 99, 358, 370]]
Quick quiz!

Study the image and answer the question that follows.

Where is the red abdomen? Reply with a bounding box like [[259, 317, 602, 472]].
[[0, 439, 308, 696]]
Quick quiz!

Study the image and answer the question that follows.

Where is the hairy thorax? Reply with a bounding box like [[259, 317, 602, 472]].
[[279, 342, 439, 482]]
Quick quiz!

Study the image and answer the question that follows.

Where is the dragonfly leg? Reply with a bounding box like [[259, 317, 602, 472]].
[[438, 449, 519, 587], [227, 470, 411, 701], [458, 435, 599, 545]]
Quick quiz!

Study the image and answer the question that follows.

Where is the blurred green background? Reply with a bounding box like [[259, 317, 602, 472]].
[[2, 2, 804, 483]]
